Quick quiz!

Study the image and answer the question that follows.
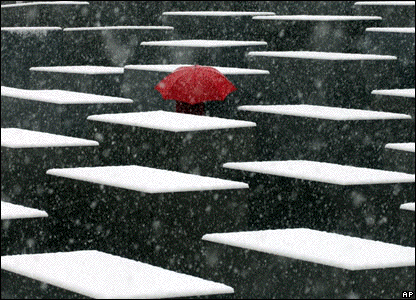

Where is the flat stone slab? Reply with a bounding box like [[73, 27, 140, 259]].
[[385, 142, 415, 152], [372, 88, 415, 98], [400, 202, 415, 211], [87, 110, 256, 132], [1, 128, 99, 148], [223, 160, 415, 185], [162, 11, 276, 17], [248, 51, 397, 61], [47, 165, 249, 193], [366, 27, 415, 33], [238, 104, 412, 120], [253, 15, 382, 21], [203, 228, 415, 270], [29, 65, 124, 74], [141, 39, 267, 48], [1, 250, 234, 299], [1, 201, 48, 220]]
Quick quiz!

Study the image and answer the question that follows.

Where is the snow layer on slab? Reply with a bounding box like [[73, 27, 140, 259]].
[[1, 201, 48, 220], [162, 11, 276, 17], [354, 1, 415, 6], [140, 40, 268, 48], [253, 15, 382, 21], [1, 86, 133, 104], [46, 165, 249, 193], [64, 26, 174, 31], [385, 142, 415, 152], [124, 64, 270, 75], [201, 228, 415, 271], [247, 51, 397, 60], [222, 160, 416, 185], [400, 202, 415, 211], [366, 27, 415, 33], [372, 88, 415, 98], [1, 128, 99, 148], [29, 65, 124, 74], [87, 111, 256, 132], [238, 104, 412, 120], [1, 27, 62, 31], [0, 250, 234, 299], [1, 1, 89, 8]]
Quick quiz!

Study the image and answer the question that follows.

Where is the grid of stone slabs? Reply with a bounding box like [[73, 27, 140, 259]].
[[161, 11, 276, 40], [44, 165, 249, 275], [200, 228, 415, 298], [383, 142, 415, 174], [1, 128, 99, 209], [246, 51, 400, 108], [62, 26, 174, 66], [87, 110, 257, 176], [139, 40, 268, 68], [371, 88, 415, 117], [1, 27, 63, 89], [1, 250, 234, 299], [121, 64, 270, 118], [1, 201, 49, 256], [29, 65, 125, 96], [251, 15, 382, 52], [222, 160, 415, 244], [1, 86, 134, 138], [236, 104, 414, 168]]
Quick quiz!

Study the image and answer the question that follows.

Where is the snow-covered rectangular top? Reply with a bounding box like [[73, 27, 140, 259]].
[[1, 86, 133, 104], [354, 1, 415, 6], [0, 250, 234, 299], [1, 128, 99, 148], [201, 228, 415, 270], [253, 15, 382, 21], [366, 27, 415, 33], [87, 111, 256, 132], [29, 65, 124, 74], [400, 202, 415, 211], [222, 160, 416, 185], [238, 104, 412, 120], [372, 88, 415, 98], [46, 165, 249, 193], [1, 27, 62, 31], [385, 142, 415, 153], [64, 26, 174, 31], [1, 1, 89, 8], [140, 40, 268, 48], [247, 51, 397, 60], [1, 201, 48, 220], [162, 11, 276, 17], [124, 64, 270, 75]]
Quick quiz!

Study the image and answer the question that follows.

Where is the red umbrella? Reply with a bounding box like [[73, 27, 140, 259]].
[[155, 65, 237, 115]]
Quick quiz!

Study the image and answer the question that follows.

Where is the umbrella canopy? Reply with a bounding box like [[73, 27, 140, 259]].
[[155, 65, 237, 105]]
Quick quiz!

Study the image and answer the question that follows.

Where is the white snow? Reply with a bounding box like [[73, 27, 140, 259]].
[[1, 1, 89, 8], [29, 66, 124, 74], [1, 201, 48, 220], [201, 228, 415, 271], [354, 1, 415, 6], [1, 86, 133, 104], [366, 27, 415, 33], [372, 88, 415, 98], [124, 64, 270, 75], [385, 142, 415, 152], [400, 202, 415, 211], [64, 26, 174, 31], [1, 128, 99, 148], [222, 160, 416, 185], [162, 11, 276, 17], [87, 111, 256, 132], [140, 40, 268, 48], [0, 250, 234, 299], [247, 51, 397, 60], [1, 27, 62, 31], [253, 15, 382, 21], [238, 104, 412, 120], [46, 165, 249, 193]]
